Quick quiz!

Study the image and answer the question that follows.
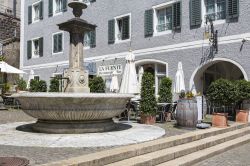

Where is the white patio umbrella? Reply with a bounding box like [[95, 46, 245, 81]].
[[173, 62, 185, 93], [137, 66, 144, 93], [0, 61, 25, 74], [119, 50, 139, 94], [110, 70, 119, 93], [27, 69, 34, 89]]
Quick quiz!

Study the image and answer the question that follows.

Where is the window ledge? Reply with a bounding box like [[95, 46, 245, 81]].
[[53, 11, 63, 17], [153, 30, 172, 37], [52, 51, 63, 55], [84, 46, 90, 50], [115, 39, 131, 44], [201, 19, 226, 28]]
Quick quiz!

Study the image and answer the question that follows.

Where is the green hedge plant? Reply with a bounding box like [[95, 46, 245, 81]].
[[234, 80, 250, 103], [49, 78, 60, 92], [206, 78, 236, 106], [140, 72, 157, 116], [16, 78, 27, 91], [158, 77, 172, 103], [30, 79, 47, 92], [89, 76, 105, 93]]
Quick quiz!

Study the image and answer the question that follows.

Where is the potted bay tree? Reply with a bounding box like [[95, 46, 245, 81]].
[[140, 72, 157, 124], [206, 79, 236, 127]]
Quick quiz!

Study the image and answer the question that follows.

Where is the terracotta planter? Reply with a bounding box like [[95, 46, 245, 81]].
[[212, 113, 228, 128], [140, 114, 156, 125], [236, 110, 249, 123]]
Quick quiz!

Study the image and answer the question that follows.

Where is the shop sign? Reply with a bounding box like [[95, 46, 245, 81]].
[[98, 64, 122, 76]]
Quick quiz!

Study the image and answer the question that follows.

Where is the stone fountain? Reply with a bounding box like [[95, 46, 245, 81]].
[[12, 1, 134, 134]]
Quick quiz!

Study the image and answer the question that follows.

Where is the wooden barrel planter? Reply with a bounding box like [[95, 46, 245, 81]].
[[176, 99, 198, 128]]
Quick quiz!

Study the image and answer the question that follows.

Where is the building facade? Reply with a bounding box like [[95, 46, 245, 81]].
[[0, 0, 20, 84], [21, 0, 250, 95]]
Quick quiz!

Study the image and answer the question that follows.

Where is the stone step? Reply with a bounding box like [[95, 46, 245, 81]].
[[40, 123, 249, 166], [158, 134, 250, 166], [106, 127, 250, 166]]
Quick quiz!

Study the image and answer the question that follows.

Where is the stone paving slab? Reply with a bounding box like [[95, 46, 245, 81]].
[[193, 142, 250, 166]]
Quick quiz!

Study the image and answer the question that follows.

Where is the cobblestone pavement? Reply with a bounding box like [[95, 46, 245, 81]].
[[194, 143, 250, 166], [0, 110, 190, 165]]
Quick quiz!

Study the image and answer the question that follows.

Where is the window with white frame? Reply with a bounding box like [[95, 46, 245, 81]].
[[33, 39, 40, 57], [27, 37, 43, 59], [28, 1, 43, 24], [149, 1, 181, 37], [55, 0, 63, 13], [156, 7, 173, 32], [84, 32, 91, 48], [108, 14, 130, 44], [205, 0, 226, 21], [53, 32, 63, 54], [33, 4, 40, 21], [116, 16, 130, 41]]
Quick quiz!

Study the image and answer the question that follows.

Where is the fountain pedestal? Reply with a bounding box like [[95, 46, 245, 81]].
[[58, 1, 96, 93]]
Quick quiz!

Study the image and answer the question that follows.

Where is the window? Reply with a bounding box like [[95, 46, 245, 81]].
[[48, 0, 67, 17], [28, 1, 43, 24], [33, 39, 39, 57], [156, 7, 172, 32], [84, 32, 91, 48], [83, 31, 96, 48], [145, 1, 181, 37], [205, 0, 226, 21], [53, 32, 63, 54], [55, 0, 63, 13], [34, 76, 40, 81], [33, 4, 40, 21], [190, 0, 239, 27], [108, 14, 131, 44], [27, 37, 43, 59]]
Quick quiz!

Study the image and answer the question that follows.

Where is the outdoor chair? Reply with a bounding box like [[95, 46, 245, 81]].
[[157, 103, 172, 123]]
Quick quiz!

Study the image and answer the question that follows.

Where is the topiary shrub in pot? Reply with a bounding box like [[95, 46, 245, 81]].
[[206, 79, 235, 127], [158, 77, 172, 121], [49, 78, 60, 92], [234, 80, 250, 123], [30, 79, 47, 92], [16, 78, 27, 92], [140, 72, 157, 124], [89, 76, 105, 93]]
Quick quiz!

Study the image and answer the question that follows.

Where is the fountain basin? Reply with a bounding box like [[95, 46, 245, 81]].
[[12, 92, 134, 134]]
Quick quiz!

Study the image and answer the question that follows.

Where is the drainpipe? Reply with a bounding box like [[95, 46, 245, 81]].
[[13, 0, 16, 17]]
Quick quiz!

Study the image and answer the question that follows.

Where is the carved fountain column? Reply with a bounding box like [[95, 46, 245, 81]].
[[58, 1, 96, 93]]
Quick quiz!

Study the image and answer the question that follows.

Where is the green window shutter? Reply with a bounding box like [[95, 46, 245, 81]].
[[53, 35, 58, 53], [190, 0, 202, 27], [58, 34, 63, 52], [108, 19, 115, 44], [48, 0, 53, 17], [144, 9, 154, 38], [122, 16, 130, 40], [28, 6, 32, 24], [90, 30, 96, 48], [89, 0, 96, 2], [62, 0, 68, 12], [39, 1, 43, 20], [226, 0, 239, 20], [27, 40, 32, 59], [173, 2, 181, 30], [39, 37, 43, 57]]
